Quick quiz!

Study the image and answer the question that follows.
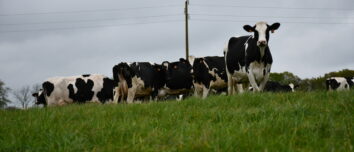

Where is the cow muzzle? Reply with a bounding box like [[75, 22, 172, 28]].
[[257, 40, 267, 47]]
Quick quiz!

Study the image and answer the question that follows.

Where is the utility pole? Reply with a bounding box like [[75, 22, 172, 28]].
[[184, 0, 189, 60]]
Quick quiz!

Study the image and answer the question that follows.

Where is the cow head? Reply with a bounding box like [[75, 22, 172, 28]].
[[162, 58, 193, 89], [32, 89, 47, 105], [153, 64, 167, 88], [288, 83, 299, 92], [243, 22, 280, 48], [192, 58, 210, 80], [115, 62, 135, 80]]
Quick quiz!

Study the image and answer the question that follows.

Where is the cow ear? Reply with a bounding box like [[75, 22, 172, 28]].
[[199, 58, 204, 63], [179, 58, 188, 64], [32, 93, 38, 97], [269, 22, 280, 33], [243, 25, 254, 32], [162, 61, 169, 68]]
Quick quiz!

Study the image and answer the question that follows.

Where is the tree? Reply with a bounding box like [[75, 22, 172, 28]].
[[324, 69, 354, 78], [269, 71, 301, 84], [13, 86, 32, 109], [0, 80, 11, 108]]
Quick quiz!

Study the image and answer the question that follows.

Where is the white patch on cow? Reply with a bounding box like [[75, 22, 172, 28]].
[[255, 21, 268, 44], [248, 62, 271, 92], [249, 62, 266, 81], [202, 60, 210, 69], [158, 87, 190, 98], [289, 83, 295, 92], [244, 35, 253, 51], [193, 82, 204, 98], [176, 95, 184, 101], [163, 62, 169, 69], [232, 66, 248, 82], [202, 85, 209, 99], [114, 74, 129, 103], [126, 75, 153, 102], [188, 56, 195, 66], [209, 69, 227, 90], [223, 42, 229, 55]]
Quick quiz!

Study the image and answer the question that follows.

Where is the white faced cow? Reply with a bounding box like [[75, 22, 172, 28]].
[[224, 21, 280, 94]]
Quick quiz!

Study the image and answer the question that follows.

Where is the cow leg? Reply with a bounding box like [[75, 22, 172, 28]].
[[236, 83, 244, 93], [247, 71, 260, 92], [194, 84, 202, 98], [127, 87, 136, 104], [113, 87, 120, 104], [259, 73, 270, 91], [193, 85, 199, 97], [202, 85, 210, 99], [227, 74, 234, 95], [58, 99, 67, 106]]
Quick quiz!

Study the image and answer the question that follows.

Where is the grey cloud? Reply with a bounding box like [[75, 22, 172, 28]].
[[1, 0, 354, 92]]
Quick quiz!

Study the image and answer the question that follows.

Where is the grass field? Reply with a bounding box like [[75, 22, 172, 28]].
[[1, 91, 353, 151]]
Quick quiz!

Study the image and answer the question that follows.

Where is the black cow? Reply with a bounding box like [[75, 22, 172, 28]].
[[264, 81, 296, 92], [189, 56, 227, 98], [112, 62, 165, 103], [157, 58, 194, 99], [326, 77, 353, 91], [32, 74, 115, 106], [225, 21, 280, 94]]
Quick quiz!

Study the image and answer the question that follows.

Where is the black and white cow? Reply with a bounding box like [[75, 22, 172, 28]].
[[188, 56, 227, 98], [157, 58, 194, 99], [326, 77, 353, 91], [225, 21, 280, 94], [32, 74, 115, 106], [112, 62, 165, 103], [261, 81, 297, 92]]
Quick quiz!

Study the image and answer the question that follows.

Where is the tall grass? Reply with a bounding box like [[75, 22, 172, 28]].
[[0, 91, 353, 151]]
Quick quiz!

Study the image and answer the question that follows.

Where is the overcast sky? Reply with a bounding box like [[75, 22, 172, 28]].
[[1, 0, 354, 96]]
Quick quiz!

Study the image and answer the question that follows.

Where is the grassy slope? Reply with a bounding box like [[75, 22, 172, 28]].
[[0, 91, 353, 152]]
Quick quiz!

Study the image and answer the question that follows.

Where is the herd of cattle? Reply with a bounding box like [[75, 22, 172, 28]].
[[32, 22, 354, 107]]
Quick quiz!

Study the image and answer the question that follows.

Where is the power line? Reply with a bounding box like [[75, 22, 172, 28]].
[[191, 13, 354, 19], [0, 20, 183, 33], [0, 14, 183, 26], [191, 18, 354, 24], [191, 4, 354, 11], [0, 5, 181, 16]]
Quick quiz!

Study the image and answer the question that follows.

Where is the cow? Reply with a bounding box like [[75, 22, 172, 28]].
[[112, 62, 165, 103], [224, 21, 280, 94], [250, 81, 297, 92], [326, 77, 353, 91], [32, 74, 115, 106], [157, 58, 194, 99], [188, 56, 227, 98]]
